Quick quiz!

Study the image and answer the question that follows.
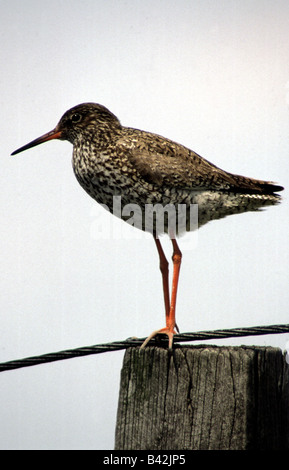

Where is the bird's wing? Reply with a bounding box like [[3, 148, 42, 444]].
[[116, 129, 283, 194], [116, 129, 228, 189]]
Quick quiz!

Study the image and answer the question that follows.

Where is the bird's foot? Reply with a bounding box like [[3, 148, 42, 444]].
[[140, 325, 178, 350]]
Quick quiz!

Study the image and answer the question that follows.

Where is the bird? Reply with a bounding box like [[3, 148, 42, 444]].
[[11, 102, 284, 348]]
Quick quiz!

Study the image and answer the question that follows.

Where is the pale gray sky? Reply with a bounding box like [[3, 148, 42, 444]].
[[1, 0, 289, 449]]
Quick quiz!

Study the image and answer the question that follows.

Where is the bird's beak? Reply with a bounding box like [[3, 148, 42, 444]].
[[11, 128, 62, 156]]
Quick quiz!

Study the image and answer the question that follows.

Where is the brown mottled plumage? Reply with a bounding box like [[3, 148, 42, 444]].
[[11, 102, 284, 348]]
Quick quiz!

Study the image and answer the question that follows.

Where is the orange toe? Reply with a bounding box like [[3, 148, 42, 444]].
[[140, 325, 177, 349]]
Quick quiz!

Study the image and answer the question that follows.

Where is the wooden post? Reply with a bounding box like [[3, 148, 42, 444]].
[[115, 345, 289, 450]]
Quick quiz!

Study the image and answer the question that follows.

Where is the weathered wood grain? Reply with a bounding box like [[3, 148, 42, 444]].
[[115, 345, 289, 450]]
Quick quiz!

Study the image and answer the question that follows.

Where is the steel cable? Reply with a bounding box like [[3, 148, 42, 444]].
[[1, 323, 289, 372]]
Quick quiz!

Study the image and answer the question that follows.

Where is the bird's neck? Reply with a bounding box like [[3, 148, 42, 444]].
[[76, 126, 121, 152]]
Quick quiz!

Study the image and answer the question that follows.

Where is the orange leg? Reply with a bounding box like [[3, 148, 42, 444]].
[[141, 237, 182, 349], [154, 236, 170, 318], [167, 239, 182, 345]]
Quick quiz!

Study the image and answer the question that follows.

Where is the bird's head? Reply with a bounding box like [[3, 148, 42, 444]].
[[11, 103, 121, 155]]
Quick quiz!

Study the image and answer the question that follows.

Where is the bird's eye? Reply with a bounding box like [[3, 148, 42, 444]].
[[71, 113, 82, 123]]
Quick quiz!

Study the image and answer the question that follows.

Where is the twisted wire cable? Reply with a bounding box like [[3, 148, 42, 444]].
[[1, 323, 289, 372]]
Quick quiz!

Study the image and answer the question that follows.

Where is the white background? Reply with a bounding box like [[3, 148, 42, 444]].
[[1, 0, 289, 449]]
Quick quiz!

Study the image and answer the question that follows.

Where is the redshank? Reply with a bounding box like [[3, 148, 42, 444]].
[[11, 103, 283, 348]]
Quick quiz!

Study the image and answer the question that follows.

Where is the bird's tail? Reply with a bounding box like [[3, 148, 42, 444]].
[[227, 172, 284, 195]]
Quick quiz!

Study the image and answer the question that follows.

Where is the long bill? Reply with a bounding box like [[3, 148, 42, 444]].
[[11, 128, 62, 156]]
